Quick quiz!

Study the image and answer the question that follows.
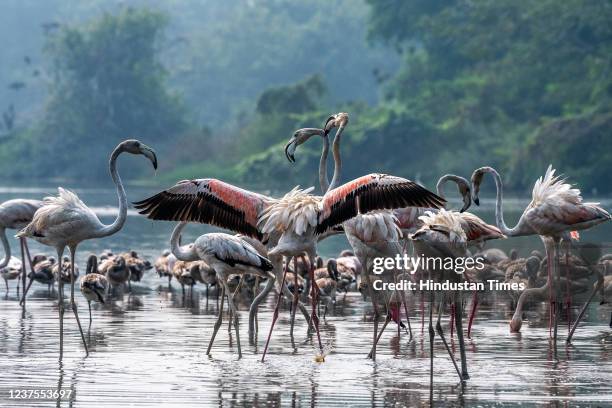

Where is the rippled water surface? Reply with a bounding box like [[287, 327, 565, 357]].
[[0, 185, 610, 407]]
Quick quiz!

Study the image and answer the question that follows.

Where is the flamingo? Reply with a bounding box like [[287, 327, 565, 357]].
[[169, 222, 276, 359], [154, 250, 175, 286], [172, 259, 197, 299], [23, 255, 56, 295], [16, 139, 157, 359], [315, 261, 338, 318], [80, 254, 108, 330], [1, 256, 22, 295], [471, 165, 611, 349], [411, 209, 471, 399], [188, 260, 217, 298], [0, 198, 43, 305], [284, 113, 498, 353], [134, 173, 445, 361], [100, 255, 130, 293]]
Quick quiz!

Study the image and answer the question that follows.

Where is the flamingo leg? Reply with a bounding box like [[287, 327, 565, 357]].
[[308, 252, 323, 353], [261, 266, 288, 362], [20, 270, 36, 306], [399, 284, 413, 342], [57, 247, 65, 360], [449, 302, 455, 338], [227, 293, 232, 333], [226, 285, 242, 358], [546, 239, 553, 338], [368, 315, 391, 358], [467, 292, 479, 339], [435, 292, 462, 380], [397, 304, 401, 337], [364, 257, 380, 360], [207, 284, 225, 356], [289, 257, 298, 339], [88, 301, 92, 331], [20, 238, 35, 304], [428, 269, 435, 403], [20, 238, 26, 311], [564, 246, 571, 331], [454, 292, 469, 380], [69, 247, 88, 356], [420, 287, 425, 334], [567, 276, 603, 344], [552, 239, 561, 357], [249, 272, 274, 345], [254, 276, 260, 334]]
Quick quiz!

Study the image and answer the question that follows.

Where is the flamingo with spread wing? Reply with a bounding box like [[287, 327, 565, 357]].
[[134, 172, 446, 360]]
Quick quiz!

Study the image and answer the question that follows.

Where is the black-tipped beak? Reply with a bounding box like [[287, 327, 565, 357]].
[[140, 144, 158, 170], [151, 152, 158, 170], [473, 196, 480, 206], [284, 139, 296, 163], [460, 197, 471, 213]]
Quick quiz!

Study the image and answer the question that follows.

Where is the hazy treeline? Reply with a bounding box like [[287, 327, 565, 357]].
[[0, 0, 610, 194]]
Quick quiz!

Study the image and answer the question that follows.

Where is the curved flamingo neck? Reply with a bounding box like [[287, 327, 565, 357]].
[[0, 227, 9, 268], [436, 174, 466, 197], [170, 222, 198, 261], [96, 145, 128, 237], [319, 134, 330, 193], [328, 125, 346, 191], [484, 167, 525, 237]]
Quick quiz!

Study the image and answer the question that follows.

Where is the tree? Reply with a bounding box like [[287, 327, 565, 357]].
[[31, 8, 186, 180], [364, 0, 612, 192]]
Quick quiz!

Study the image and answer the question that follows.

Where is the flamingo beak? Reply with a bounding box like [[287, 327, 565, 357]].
[[140, 144, 158, 170], [460, 195, 471, 213], [284, 139, 297, 163]]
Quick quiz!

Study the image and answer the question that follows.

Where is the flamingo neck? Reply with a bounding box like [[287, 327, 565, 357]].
[[319, 134, 330, 193], [436, 174, 464, 197], [488, 168, 522, 236], [170, 222, 198, 262], [0, 227, 9, 268], [96, 145, 128, 237], [328, 125, 345, 191]]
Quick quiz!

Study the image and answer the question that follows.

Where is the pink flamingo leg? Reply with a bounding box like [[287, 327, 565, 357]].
[[449, 302, 455, 338], [420, 291, 425, 334], [309, 256, 323, 352], [565, 249, 571, 331], [261, 262, 289, 362], [467, 293, 479, 339], [547, 246, 553, 338]]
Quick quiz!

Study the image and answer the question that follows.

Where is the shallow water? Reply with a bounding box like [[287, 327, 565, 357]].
[[0, 185, 611, 407]]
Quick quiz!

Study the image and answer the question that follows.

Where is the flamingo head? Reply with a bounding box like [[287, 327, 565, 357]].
[[470, 168, 487, 206], [323, 112, 349, 136], [284, 128, 326, 163], [509, 316, 522, 332], [119, 139, 158, 170]]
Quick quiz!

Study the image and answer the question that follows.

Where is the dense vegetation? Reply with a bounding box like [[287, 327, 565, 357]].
[[0, 1, 610, 194]]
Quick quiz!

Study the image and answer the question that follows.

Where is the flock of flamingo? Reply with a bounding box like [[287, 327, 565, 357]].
[[1, 114, 610, 393]]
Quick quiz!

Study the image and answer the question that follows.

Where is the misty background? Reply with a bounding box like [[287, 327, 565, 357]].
[[1, 0, 610, 195]]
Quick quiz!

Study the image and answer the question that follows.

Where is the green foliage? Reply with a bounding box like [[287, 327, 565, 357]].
[[256, 75, 326, 116], [1, 8, 187, 180], [0, 1, 610, 195], [361, 0, 612, 192]]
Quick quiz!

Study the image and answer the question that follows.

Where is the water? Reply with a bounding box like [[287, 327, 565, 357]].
[[0, 184, 611, 407]]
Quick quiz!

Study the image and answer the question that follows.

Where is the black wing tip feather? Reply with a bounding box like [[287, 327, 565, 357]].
[[259, 255, 274, 272], [315, 179, 445, 234], [132, 192, 263, 240]]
